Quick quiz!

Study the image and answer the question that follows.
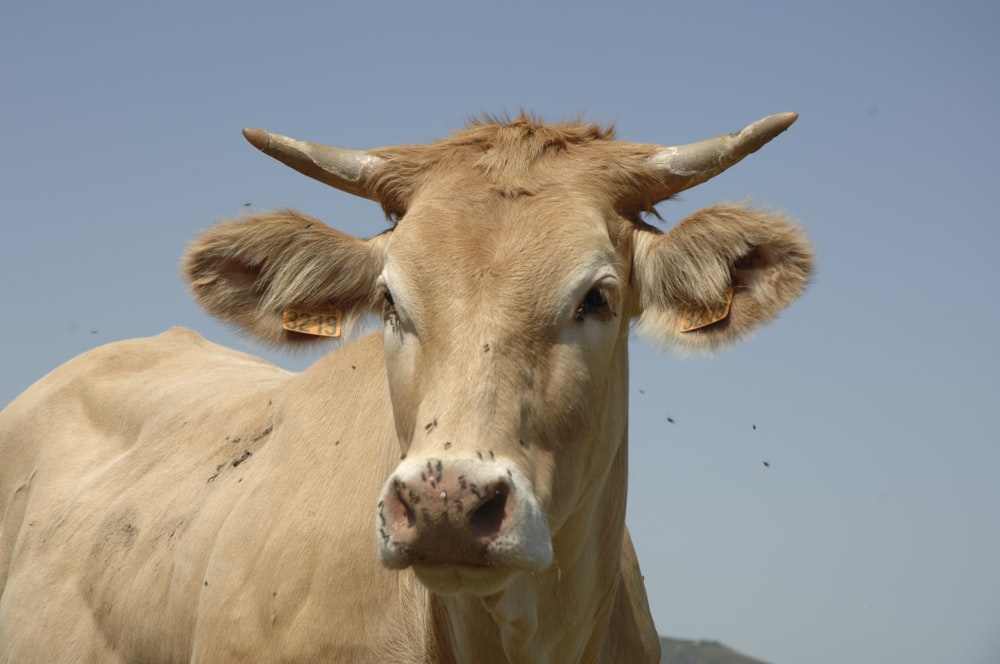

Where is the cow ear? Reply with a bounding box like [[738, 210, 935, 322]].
[[181, 209, 387, 346], [632, 204, 814, 353]]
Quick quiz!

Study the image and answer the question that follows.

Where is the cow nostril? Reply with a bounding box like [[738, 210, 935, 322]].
[[469, 484, 508, 538], [393, 484, 417, 530]]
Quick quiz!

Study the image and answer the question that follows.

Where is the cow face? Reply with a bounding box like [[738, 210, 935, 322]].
[[372, 193, 635, 594], [183, 114, 813, 597]]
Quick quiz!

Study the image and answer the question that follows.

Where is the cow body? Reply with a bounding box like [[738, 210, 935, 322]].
[[0, 114, 812, 662]]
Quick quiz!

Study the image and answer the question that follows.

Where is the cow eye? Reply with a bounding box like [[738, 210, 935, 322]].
[[381, 288, 398, 321], [575, 287, 614, 322]]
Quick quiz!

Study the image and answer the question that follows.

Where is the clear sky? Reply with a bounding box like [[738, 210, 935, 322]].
[[2, 2, 997, 663]]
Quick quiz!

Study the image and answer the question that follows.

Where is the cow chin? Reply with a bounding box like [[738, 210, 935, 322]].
[[411, 563, 516, 597]]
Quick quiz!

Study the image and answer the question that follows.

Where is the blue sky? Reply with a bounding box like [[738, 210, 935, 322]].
[[2, 2, 998, 663]]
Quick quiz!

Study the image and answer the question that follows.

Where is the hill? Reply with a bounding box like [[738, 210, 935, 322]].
[[660, 637, 769, 664]]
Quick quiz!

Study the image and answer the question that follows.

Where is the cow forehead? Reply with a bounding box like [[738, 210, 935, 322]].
[[385, 195, 624, 291]]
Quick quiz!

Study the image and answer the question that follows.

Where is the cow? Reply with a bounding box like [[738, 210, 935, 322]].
[[0, 112, 813, 663]]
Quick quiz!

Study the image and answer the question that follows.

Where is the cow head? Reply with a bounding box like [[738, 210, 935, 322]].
[[183, 114, 813, 597]]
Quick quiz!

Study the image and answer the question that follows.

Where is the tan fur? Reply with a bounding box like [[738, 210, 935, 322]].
[[0, 116, 813, 662], [634, 203, 814, 353], [369, 114, 663, 217], [183, 209, 388, 347]]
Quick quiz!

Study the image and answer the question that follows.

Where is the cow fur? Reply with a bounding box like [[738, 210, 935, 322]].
[[1, 115, 812, 663]]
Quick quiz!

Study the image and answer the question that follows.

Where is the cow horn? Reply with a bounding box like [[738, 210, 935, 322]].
[[646, 112, 798, 196], [242, 128, 384, 200]]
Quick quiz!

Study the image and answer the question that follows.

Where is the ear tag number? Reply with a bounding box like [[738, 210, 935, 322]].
[[679, 286, 734, 333], [282, 305, 343, 338]]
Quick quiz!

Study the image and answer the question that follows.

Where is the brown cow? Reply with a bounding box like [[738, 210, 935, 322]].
[[0, 113, 813, 662]]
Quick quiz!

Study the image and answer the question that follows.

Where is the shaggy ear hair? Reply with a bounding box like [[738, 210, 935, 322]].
[[181, 209, 386, 346], [633, 204, 814, 353]]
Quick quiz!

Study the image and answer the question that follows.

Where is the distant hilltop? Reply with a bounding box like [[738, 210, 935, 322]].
[[660, 637, 769, 664]]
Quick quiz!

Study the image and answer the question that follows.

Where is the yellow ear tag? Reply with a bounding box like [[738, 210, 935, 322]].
[[679, 286, 734, 333], [282, 305, 343, 338]]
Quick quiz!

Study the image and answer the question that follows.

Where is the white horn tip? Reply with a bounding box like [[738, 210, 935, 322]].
[[759, 112, 798, 134], [242, 127, 270, 151]]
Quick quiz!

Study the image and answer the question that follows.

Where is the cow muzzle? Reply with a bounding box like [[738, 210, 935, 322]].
[[376, 456, 553, 594]]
